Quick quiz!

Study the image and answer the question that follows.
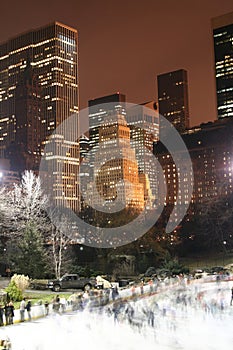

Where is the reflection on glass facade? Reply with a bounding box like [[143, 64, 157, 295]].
[[0, 22, 79, 212], [212, 12, 233, 119]]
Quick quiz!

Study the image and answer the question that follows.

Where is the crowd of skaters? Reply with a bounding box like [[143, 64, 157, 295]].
[[102, 274, 233, 334], [1, 273, 233, 328]]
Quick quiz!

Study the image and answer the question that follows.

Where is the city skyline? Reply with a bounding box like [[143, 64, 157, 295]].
[[0, 0, 233, 130]]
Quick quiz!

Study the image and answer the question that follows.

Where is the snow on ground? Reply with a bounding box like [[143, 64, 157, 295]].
[[1, 279, 233, 350]]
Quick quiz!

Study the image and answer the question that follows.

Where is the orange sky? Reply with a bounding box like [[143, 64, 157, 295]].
[[0, 0, 233, 128]]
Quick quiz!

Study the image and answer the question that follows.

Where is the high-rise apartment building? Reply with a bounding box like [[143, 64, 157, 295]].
[[0, 22, 79, 211], [157, 69, 190, 133], [212, 12, 233, 119]]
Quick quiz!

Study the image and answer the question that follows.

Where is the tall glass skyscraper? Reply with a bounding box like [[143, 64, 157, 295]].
[[212, 12, 233, 119], [0, 22, 79, 211]]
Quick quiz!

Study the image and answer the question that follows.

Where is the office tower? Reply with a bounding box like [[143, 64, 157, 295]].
[[88, 94, 159, 209], [157, 69, 190, 133], [6, 62, 42, 172], [88, 92, 126, 186], [0, 22, 79, 211], [88, 92, 126, 152], [212, 12, 233, 119], [127, 101, 159, 207], [87, 113, 144, 210]]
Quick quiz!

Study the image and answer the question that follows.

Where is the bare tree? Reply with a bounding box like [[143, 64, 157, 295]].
[[0, 171, 50, 277], [0, 186, 8, 231], [50, 223, 70, 279], [10, 170, 48, 235], [0, 170, 78, 278], [47, 209, 75, 279]]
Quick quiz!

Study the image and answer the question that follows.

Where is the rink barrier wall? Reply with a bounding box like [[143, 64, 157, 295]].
[[3, 303, 73, 325], [2, 274, 233, 326]]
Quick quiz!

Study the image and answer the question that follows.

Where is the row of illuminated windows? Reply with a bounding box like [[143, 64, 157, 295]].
[[216, 70, 233, 77]]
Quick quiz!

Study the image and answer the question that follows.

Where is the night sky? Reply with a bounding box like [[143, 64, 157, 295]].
[[1, 0, 233, 128]]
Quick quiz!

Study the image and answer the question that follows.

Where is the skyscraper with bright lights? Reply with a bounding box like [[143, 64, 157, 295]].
[[88, 93, 126, 154], [157, 69, 190, 133], [212, 12, 233, 119], [127, 101, 159, 207], [87, 113, 145, 210], [87, 94, 158, 208], [0, 22, 79, 211]]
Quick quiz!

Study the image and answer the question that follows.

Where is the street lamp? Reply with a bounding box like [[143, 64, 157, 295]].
[[223, 241, 227, 266]]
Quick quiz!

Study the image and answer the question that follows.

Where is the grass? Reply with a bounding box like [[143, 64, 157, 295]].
[[0, 278, 73, 308], [9, 291, 73, 309]]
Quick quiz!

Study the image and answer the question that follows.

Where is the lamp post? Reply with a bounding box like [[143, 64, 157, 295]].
[[223, 241, 227, 266]]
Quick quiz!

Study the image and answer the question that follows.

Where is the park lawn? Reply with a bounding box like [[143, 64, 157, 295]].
[[13, 291, 72, 309]]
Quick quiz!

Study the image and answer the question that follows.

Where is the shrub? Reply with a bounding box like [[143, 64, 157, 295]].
[[5, 280, 23, 301], [11, 274, 30, 292]]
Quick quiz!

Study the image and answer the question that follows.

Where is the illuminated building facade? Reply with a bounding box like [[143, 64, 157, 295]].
[[155, 118, 233, 225], [79, 134, 89, 160], [88, 94, 158, 208], [88, 93, 126, 162], [212, 12, 233, 119], [183, 119, 233, 204], [157, 69, 190, 133], [127, 101, 159, 207], [87, 113, 144, 210], [6, 61, 42, 172], [0, 22, 79, 211]]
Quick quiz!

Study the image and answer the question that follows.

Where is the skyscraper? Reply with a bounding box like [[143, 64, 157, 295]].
[[127, 101, 159, 207], [88, 92, 126, 153], [157, 69, 190, 133], [87, 94, 158, 208], [6, 62, 42, 172], [87, 93, 126, 182], [212, 12, 233, 119], [0, 22, 79, 211], [87, 113, 144, 210]]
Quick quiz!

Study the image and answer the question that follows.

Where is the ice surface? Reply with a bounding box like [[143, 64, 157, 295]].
[[1, 279, 233, 350]]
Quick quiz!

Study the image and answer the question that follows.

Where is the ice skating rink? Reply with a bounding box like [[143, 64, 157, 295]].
[[1, 279, 233, 350]]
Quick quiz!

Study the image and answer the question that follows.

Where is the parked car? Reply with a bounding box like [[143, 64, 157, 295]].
[[47, 274, 97, 292], [192, 269, 207, 279]]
